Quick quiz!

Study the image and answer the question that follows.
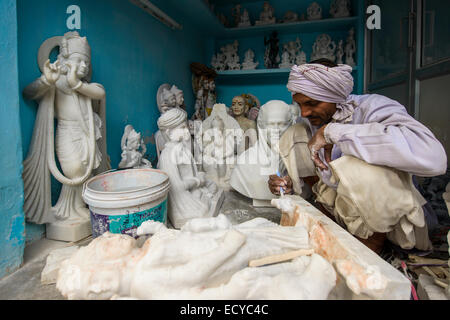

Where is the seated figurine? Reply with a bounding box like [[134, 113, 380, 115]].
[[118, 125, 152, 169], [238, 8, 251, 27], [230, 100, 296, 206], [202, 104, 242, 190], [157, 108, 224, 228], [311, 34, 336, 62], [255, 1, 276, 25], [282, 11, 299, 23], [241, 49, 259, 70], [330, 0, 351, 18], [307, 2, 322, 21]]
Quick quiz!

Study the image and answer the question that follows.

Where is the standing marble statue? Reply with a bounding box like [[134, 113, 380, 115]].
[[294, 37, 307, 65], [307, 2, 322, 20], [311, 34, 336, 62], [330, 0, 351, 18], [230, 100, 295, 206], [345, 28, 356, 67], [241, 49, 259, 70], [157, 108, 224, 228], [118, 125, 152, 169], [22, 31, 110, 241], [202, 104, 242, 190], [336, 40, 344, 64], [155, 83, 177, 161], [264, 31, 280, 69]]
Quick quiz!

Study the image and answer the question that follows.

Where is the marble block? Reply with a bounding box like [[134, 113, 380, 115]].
[[46, 220, 91, 242]]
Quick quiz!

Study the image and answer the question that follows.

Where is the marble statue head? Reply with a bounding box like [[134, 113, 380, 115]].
[[162, 88, 177, 111], [58, 31, 91, 79], [231, 96, 248, 117], [157, 108, 190, 143], [257, 100, 292, 147]]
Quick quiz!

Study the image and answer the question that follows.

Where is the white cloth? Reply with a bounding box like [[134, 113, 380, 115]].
[[287, 63, 356, 123]]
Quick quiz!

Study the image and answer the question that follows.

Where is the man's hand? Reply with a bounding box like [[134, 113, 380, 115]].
[[308, 124, 333, 171], [42, 59, 60, 85], [268, 174, 293, 196]]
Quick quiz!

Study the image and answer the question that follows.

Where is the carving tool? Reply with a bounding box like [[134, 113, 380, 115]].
[[276, 169, 285, 197]]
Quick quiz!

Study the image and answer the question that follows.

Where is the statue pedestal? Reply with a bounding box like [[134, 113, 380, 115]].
[[46, 220, 92, 242]]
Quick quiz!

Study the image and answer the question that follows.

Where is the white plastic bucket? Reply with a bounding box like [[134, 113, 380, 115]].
[[82, 168, 170, 238]]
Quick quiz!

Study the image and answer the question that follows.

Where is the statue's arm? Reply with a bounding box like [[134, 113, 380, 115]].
[[73, 82, 106, 100], [23, 77, 52, 101]]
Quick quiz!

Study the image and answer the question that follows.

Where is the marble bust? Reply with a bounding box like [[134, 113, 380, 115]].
[[330, 0, 351, 18], [157, 108, 224, 228], [311, 34, 336, 62], [230, 100, 295, 206], [201, 104, 242, 190], [230, 95, 257, 134], [241, 49, 259, 70], [22, 31, 110, 241], [118, 125, 152, 169], [307, 2, 322, 20]]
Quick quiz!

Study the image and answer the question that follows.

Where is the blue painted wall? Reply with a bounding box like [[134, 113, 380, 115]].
[[17, 0, 206, 241], [210, 0, 365, 107], [0, 0, 26, 279]]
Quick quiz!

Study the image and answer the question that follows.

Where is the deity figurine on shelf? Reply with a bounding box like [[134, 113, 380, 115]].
[[279, 44, 293, 69], [282, 11, 299, 23], [211, 53, 222, 71], [238, 9, 252, 27], [345, 28, 356, 67], [307, 2, 322, 21], [223, 40, 241, 70], [294, 37, 307, 65], [22, 31, 110, 241], [264, 31, 280, 69], [330, 0, 351, 18], [232, 4, 242, 27], [255, 1, 276, 26], [336, 40, 344, 64], [118, 125, 152, 169], [311, 34, 336, 62], [242, 49, 259, 70]]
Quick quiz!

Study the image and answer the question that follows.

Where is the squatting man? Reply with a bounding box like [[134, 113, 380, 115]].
[[268, 58, 447, 253]]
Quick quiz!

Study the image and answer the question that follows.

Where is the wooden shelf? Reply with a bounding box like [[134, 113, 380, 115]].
[[217, 66, 358, 78], [218, 16, 358, 39]]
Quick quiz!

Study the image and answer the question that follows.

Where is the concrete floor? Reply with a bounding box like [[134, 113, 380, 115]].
[[0, 191, 282, 300]]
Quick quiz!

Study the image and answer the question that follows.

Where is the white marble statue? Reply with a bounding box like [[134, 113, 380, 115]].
[[222, 40, 241, 70], [211, 52, 225, 71], [282, 11, 299, 23], [170, 85, 185, 110], [279, 44, 293, 69], [56, 214, 337, 300], [294, 37, 307, 65], [22, 31, 110, 242], [307, 2, 322, 20], [238, 8, 251, 27], [157, 108, 224, 229], [230, 100, 296, 206], [118, 125, 152, 169], [255, 1, 276, 26], [330, 0, 351, 18], [202, 104, 242, 190], [345, 28, 356, 67], [311, 34, 336, 62], [241, 49, 259, 70], [336, 39, 344, 64]]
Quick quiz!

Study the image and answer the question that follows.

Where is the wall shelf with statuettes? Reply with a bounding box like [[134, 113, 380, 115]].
[[217, 66, 358, 79], [218, 16, 358, 39]]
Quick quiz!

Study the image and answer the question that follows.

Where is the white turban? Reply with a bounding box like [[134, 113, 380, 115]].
[[157, 107, 187, 130], [287, 64, 356, 123]]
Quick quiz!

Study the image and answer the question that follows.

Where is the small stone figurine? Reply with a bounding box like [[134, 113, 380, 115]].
[[336, 40, 344, 64], [311, 34, 336, 62], [330, 0, 351, 18], [279, 44, 293, 69], [238, 9, 251, 27], [345, 28, 356, 67], [294, 37, 307, 65], [307, 2, 322, 21], [282, 11, 299, 23], [255, 1, 276, 26], [242, 49, 259, 70], [118, 125, 152, 169], [264, 31, 280, 69]]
